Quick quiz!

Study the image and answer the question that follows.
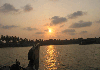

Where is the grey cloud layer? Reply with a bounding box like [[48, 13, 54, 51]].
[[60, 24, 65, 28], [0, 3, 19, 13], [0, 24, 2, 26], [0, 3, 33, 13], [2, 25, 18, 29], [68, 11, 87, 19], [96, 20, 100, 23], [35, 32, 44, 34], [62, 29, 76, 35], [44, 29, 49, 32], [62, 29, 75, 33], [51, 16, 67, 25], [80, 31, 87, 34], [23, 4, 33, 12], [69, 20, 92, 28], [68, 32, 76, 35], [24, 27, 37, 31], [49, 11, 86, 26]]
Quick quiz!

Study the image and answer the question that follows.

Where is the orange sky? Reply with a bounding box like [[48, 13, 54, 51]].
[[0, 0, 100, 40]]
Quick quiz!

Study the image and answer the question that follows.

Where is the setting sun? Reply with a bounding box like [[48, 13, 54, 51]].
[[49, 29, 51, 32]]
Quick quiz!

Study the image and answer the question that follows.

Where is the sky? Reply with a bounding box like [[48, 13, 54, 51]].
[[0, 0, 100, 40]]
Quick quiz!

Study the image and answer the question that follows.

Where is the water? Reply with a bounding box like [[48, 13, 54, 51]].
[[40, 44, 100, 70], [0, 46, 32, 67], [0, 44, 100, 70]]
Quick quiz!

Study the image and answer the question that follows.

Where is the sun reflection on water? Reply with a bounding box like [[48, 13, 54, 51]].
[[44, 45, 58, 70]]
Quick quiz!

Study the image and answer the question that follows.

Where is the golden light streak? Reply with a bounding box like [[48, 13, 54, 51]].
[[44, 45, 58, 70]]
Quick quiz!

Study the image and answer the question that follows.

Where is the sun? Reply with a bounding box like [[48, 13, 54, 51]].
[[49, 29, 51, 32]]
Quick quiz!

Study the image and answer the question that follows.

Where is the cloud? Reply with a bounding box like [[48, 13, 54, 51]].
[[35, 32, 44, 34], [23, 4, 33, 12], [0, 3, 33, 13], [68, 11, 87, 19], [44, 29, 49, 32], [62, 29, 75, 33], [62, 29, 76, 35], [68, 32, 76, 35], [60, 24, 65, 28], [0, 3, 19, 13], [0, 24, 2, 26], [24, 27, 37, 31], [2, 25, 18, 29], [80, 31, 87, 34], [96, 20, 100, 23], [69, 20, 92, 28], [50, 16, 67, 25]]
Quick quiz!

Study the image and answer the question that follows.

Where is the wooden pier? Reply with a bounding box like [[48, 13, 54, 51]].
[[26, 43, 40, 70]]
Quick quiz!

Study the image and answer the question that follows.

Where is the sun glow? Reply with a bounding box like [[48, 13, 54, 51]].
[[49, 29, 51, 32], [44, 27, 56, 39]]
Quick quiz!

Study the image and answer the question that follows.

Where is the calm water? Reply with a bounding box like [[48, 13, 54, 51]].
[[0, 44, 100, 70], [0, 46, 32, 67]]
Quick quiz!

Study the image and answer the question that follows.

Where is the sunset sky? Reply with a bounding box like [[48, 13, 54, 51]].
[[0, 0, 100, 40]]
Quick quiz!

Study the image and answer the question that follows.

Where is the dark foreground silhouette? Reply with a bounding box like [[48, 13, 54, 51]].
[[0, 43, 40, 70]]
